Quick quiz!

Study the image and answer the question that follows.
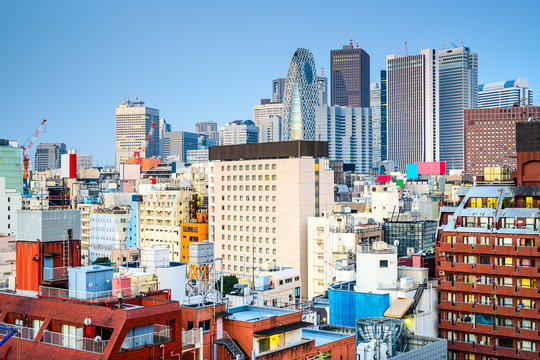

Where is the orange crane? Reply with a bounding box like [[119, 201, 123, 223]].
[[21, 119, 47, 185], [132, 121, 156, 165]]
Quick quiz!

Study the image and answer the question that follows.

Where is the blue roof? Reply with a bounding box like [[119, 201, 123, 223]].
[[504, 80, 517, 88], [302, 329, 353, 347], [227, 305, 298, 322]]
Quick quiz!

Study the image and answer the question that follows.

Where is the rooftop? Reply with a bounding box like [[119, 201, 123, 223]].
[[302, 328, 353, 347], [227, 305, 299, 322]]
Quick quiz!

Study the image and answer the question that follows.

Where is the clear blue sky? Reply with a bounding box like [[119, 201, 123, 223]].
[[1, 0, 539, 166]]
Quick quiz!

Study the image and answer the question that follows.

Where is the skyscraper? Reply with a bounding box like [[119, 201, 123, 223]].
[[115, 99, 160, 169], [259, 115, 282, 143], [387, 49, 439, 170], [253, 101, 283, 128], [478, 78, 533, 108], [330, 39, 370, 108], [161, 131, 199, 162], [315, 106, 372, 173], [272, 78, 286, 103], [282, 48, 319, 141], [34, 143, 67, 171], [316, 76, 328, 106], [439, 46, 478, 170], [195, 121, 218, 142], [218, 120, 259, 145], [370, 83, 382, 165]]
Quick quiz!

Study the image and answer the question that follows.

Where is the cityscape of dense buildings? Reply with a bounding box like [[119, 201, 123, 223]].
[[1, 31, 539, 360]]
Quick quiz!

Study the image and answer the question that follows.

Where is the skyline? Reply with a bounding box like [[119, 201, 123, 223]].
[[1, 0, 540, 165]]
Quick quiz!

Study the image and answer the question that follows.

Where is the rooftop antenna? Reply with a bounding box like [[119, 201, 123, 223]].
[[443, 43, 446, 49], [424, 37, 426, 49], [350, 34, 353, 46], [398, 42, 401, 56], [321, 67, 324, 77], [356, 41, 359, 48], [405, 41, 408, 56], [461, 41, 464, 47]]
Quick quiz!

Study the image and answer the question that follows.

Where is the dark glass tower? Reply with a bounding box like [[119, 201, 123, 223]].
[[330, 43, 370, 108], [380, 70, 387, 161]]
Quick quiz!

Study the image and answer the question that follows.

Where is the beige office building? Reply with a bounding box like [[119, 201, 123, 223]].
[[208, 141, 333, 297], [253, 102, 283, 128], [115, 98, 160, 169]]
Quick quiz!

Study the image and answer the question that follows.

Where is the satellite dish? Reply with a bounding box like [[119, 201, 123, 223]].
[[394, 240, 400, 246], [94, 336, 102, 343], [84, 317, 92, 326]]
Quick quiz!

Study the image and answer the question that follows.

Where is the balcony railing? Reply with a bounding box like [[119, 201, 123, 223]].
[[182, 327, 202, 347], [0, 322, 36, 341], [121, 324, 171, 351], [39, 285, 136, 302], [43, 267, 68, 282], [42, 330, 108, 354]]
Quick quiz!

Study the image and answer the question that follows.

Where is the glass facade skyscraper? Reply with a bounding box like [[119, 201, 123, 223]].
[[439, 47, 478, 171], [282, 48, 319, 141], [330, 43, 370, 108]]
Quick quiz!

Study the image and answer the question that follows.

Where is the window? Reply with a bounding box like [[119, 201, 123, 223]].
[[379, 260, 388, 268], [259, 337, 270, 353], [199, 320, 211, 332]]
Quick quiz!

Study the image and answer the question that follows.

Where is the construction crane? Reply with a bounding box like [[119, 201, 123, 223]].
[[512, 98, 529, 107], [21, 119, 47, 186], [132, 121, 156, 165]]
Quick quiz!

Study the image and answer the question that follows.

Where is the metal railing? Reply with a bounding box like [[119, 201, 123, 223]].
[[43, 267, 68, 281], [39, 285, 136, 302], [120, 324, 171, 350], [215, 330, 245, 359], [0, 322, 36, 341], [42, 330, 108, 354], [182, 327, 202, 347]]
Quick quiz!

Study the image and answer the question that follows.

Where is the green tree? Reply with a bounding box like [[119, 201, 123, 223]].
[[216, 275, 239, 295], [92, 257, 111, 265]]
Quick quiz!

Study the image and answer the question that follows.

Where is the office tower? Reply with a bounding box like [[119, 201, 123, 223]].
[[464, 106, 540, 177], [161, 131, 199, 162], [76, 154, 93, 170], [218, 120, 259, 145], [197, 133, 216, 149], [478, 78, 533, 108], [380, 70, 387, 162], [315, 106, 372, 173], [330, 40, 370, 107], [208, 141, 334, 297], [253, 101, 283, 128], [370, 83, 382, 165], [317, 76, 328, 106], [195, 121, 218, 142], [186, 149, 209, 163], [0, 139, 22, 236], [259, 115, 282, 143], [387, 49, 439, 170], [272, 78, 286, 103], [115, 98, 160, 169], [89, 207, 130, 262], [282, 48, 319, 141], [437, 186, 540, 360], [158, 118, 171, 158], [439, 47, 478, 171], [34, 143, 67, 171]]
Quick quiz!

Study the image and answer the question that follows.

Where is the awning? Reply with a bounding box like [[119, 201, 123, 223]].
[[214, 311, 232, 317], [253, 321, 312, 337], [384, 298, 414, 318]]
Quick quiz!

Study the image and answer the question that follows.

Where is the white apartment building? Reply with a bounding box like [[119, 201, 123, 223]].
[[0, 178, 21, 236], [259, 115, 282, 143], [79, 202, 100, 265], [138, 187, 191, 261], [218, 120, 259, 146], [208, 141, 334, 297], [89, 207, 131, 262]]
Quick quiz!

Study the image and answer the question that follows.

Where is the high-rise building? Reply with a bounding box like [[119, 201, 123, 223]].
[[380, 70, 387, 162], [195, 121, 218, 142], [272, 78, 286, 103], [0, 140, 22, 236], [370, 83, 382, 165], [315, 106, 372, 173], [218, 120, 259, 146], [317, 76, 328, 106], [115, 99, 160, 169], [161, 131, 199, 162], [89, 207, 131, 262], [208, 141, 334, 297], [437, 186, 540, 360], [330, 40, 370, 108], [253, 101, 283, 128], [387, 49, 439, 170], [439, 47, 478, 171], [478, 78, 533, 108], [282, 48, 319, 141], [76, 154, 93, 170], [464, 106, 540, 177], [34, 143, 67, 171], [259, 115, 282, 143]]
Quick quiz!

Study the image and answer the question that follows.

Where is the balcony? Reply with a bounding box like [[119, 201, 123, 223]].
[[39, 285, 135, 303], [43, 267, 68, 282], [182, 328, 202, 347], [120, 325, 171, 351], [516, 286, 540, 298], [42, 330, 108, 354], [516, 266, 540, 277], [0, 322, 37, 341]]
